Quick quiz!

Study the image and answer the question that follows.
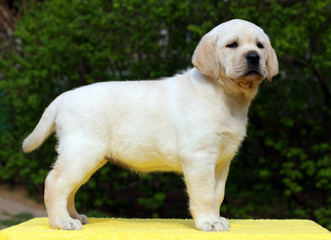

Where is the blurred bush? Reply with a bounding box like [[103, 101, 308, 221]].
[[0, 0, 330, 229]]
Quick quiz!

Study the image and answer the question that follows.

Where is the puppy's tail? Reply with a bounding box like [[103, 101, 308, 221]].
[[22, 95, 62, 153]]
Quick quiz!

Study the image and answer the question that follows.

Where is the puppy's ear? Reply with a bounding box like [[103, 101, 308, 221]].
[[266, 41, 278, 82], [192, 35, 219, 80]]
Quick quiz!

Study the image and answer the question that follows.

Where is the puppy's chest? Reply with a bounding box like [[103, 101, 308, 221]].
[[217, 116, 247, 161]]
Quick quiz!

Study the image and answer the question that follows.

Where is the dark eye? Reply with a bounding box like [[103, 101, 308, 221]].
[[226, 42, 238, 48], [257, 42, 264, 48]]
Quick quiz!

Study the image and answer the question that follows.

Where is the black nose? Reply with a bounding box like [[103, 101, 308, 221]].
[[246, 52, 260, 65]]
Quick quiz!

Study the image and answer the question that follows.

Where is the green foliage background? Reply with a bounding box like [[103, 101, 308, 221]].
[[0, 0, 330, 229]]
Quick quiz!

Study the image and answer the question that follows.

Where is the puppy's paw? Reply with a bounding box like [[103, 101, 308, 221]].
[[50, 217, 83, 230], [76, 214, 90, 225], [218, 217, 231, 230], [195, 217, 230, 231]]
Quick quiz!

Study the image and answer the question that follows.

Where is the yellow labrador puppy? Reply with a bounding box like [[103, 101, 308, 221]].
[[23, 19, 278, 231]]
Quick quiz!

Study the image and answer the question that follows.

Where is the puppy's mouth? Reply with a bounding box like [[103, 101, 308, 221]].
[[237, 68, 263, 89], [244, 69, 261, 77]]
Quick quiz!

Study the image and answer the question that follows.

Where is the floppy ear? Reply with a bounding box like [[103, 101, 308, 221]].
[[192, 35, 219, 80], [266, 42, 278, 82]]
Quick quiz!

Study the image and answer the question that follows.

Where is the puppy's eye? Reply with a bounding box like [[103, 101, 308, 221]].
[[257, 42, 264, 49], [226, 42, 238, 48]]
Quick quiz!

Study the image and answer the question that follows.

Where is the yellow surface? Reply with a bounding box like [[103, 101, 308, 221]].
[[0, 218, 330, 240]]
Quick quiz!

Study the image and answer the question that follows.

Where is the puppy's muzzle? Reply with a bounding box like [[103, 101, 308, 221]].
[[244, 51, 261, 77]]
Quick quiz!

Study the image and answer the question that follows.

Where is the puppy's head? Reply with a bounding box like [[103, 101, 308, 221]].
[[192, 19, 278, 88]]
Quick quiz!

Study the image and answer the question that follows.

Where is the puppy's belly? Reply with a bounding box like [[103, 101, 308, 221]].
[[107, 156, 181, 172], [107, 144, 181, 173]]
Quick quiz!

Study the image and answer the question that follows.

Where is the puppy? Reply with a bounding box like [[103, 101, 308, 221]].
[[23, 19, 278, 231]]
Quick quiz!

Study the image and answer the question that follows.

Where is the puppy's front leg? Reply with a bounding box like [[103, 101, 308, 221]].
[[182, 153, 228, 231], [214, 162, 231, 230]]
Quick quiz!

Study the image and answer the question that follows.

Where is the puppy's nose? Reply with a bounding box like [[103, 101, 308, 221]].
[[246, 52, 260, 65]]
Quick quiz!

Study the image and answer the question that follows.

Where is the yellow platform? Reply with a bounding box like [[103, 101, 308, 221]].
[[0, 218, 330, 240]]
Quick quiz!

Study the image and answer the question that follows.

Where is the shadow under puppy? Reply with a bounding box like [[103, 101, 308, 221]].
[[23, 19, 278, 231]]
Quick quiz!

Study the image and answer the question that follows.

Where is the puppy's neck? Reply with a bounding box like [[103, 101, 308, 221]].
[[217, 75, 260, 108], [190, 68, 256, 116]]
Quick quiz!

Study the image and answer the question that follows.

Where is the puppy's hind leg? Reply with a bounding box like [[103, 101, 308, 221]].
[[45, 146, 106, 230], [67, 186, 89, 225]]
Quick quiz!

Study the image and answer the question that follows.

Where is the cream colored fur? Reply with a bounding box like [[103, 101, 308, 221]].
[[22, 19, 278, 231]]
